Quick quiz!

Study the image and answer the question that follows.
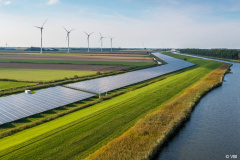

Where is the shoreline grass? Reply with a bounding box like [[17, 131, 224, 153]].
[[85, 63, 231, 160], [0, 54, 224, 159]]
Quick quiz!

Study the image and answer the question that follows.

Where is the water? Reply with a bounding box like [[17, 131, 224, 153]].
[[156, 54, 240, 160]]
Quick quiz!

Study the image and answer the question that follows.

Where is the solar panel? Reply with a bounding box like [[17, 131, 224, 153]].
[[0, 86, 95, 125], [65, 53, 194, 94]]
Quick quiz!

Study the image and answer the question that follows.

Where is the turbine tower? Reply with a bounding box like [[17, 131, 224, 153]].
[[109, 36, 115, 52], [84, 32, 94, 52], [99, 33, 106, 52], [64, 27, 75, 53], [34, 19, 47, 54]]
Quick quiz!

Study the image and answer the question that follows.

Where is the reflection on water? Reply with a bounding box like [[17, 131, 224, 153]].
[[156, 56, 240, 160]]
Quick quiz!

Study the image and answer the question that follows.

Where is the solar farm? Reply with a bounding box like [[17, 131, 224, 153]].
[[65, 53, 194, 94], [0, 52, 194, 125], [0, 86, 94, 125]]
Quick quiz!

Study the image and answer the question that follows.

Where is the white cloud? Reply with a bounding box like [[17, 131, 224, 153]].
[[4, 1, 11, 5], [168, 0, 179, 5], [47, 0, 59, 5], [0, 0, 11, 6]]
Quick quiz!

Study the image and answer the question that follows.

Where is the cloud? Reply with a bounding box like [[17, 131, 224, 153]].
[[4, 1, 11, 5], [0, 0, 11, 6], [47, 0, 59, 5]]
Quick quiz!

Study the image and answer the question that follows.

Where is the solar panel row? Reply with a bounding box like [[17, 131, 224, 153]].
[[0, 86, 94, 125], [65, 52, 194, 94]]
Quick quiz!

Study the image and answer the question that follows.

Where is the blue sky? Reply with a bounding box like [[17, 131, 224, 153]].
[[0, 0, 240, 48]]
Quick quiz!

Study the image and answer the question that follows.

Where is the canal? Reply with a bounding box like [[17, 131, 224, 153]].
[[156, 54, 240, 160]]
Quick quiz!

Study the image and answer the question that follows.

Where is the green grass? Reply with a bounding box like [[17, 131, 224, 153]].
[[0, 68, 96, 82], [0, 59, 153, 66], [0, 81, 36, 90], [0, 54, 221, 159]]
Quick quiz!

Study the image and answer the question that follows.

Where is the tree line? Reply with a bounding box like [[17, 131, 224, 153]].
[[179, 49, 240, 60]]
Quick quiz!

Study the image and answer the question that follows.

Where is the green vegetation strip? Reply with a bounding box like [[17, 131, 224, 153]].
[[0, 81, 36, 91], [180, 48, 240, 60], [0, 59, 153, 66], [0, 68, 96, 82], [0, 54, 222, 159]]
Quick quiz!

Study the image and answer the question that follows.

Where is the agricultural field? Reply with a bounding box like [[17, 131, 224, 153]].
[[0, 54, 152, 62], [0, 52, 154, 84], [0, 59, 153, 66], [0, 68, 96, 82], [0, 53, 224, 159]]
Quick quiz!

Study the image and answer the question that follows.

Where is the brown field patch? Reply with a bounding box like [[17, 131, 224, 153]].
[[0, 63, 131, 71]]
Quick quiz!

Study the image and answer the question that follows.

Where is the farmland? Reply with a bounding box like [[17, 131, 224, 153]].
[[0, 68, 96, 82], [0, 53, 154, 67], [0, 59, 153, 66], [0, 53, 227, 160], [0, 52, 153, 83]]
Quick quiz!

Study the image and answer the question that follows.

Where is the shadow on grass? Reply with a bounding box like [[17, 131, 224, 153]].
[[0, 123, 16, 130]]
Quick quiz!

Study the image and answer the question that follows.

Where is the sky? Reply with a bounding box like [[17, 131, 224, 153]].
[[0, 0, 240, 49]]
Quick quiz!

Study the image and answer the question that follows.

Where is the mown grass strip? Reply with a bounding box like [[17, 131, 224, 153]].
[[0, 55, 222, 160], [0, 81, 36, 91], [85, 63, 231, 160], [0, 59, 154, 66]]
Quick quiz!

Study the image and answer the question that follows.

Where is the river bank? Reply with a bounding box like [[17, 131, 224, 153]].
[[84, 56, 231, 160]]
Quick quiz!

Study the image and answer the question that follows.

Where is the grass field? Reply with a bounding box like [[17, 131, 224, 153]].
[[0, 54, 222, 159], [0, 68, 96, 82], [0, 81, 36, 90], [0, 59, 153, 66]]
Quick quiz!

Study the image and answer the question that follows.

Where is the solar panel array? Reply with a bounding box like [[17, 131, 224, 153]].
[[0, 53, 193, 125], [0, 86, 94, 125], [65, 52, 194, 94]]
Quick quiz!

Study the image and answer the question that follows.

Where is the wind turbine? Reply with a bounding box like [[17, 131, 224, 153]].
[[99, 33, 106, 52], [84, 32, 94, 52], [109, 36, 115, 52], [63, 27, 75, 53], [34, 19, 47, 54]]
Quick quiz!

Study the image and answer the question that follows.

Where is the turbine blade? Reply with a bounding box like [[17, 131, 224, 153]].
[[89, 32, 94, 36], [63, 27, 68, 32], [84, 31, 88, 35], [42, 19, 48, 27], [34, 26, 41, 29], [69, 29, 75, 32]]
